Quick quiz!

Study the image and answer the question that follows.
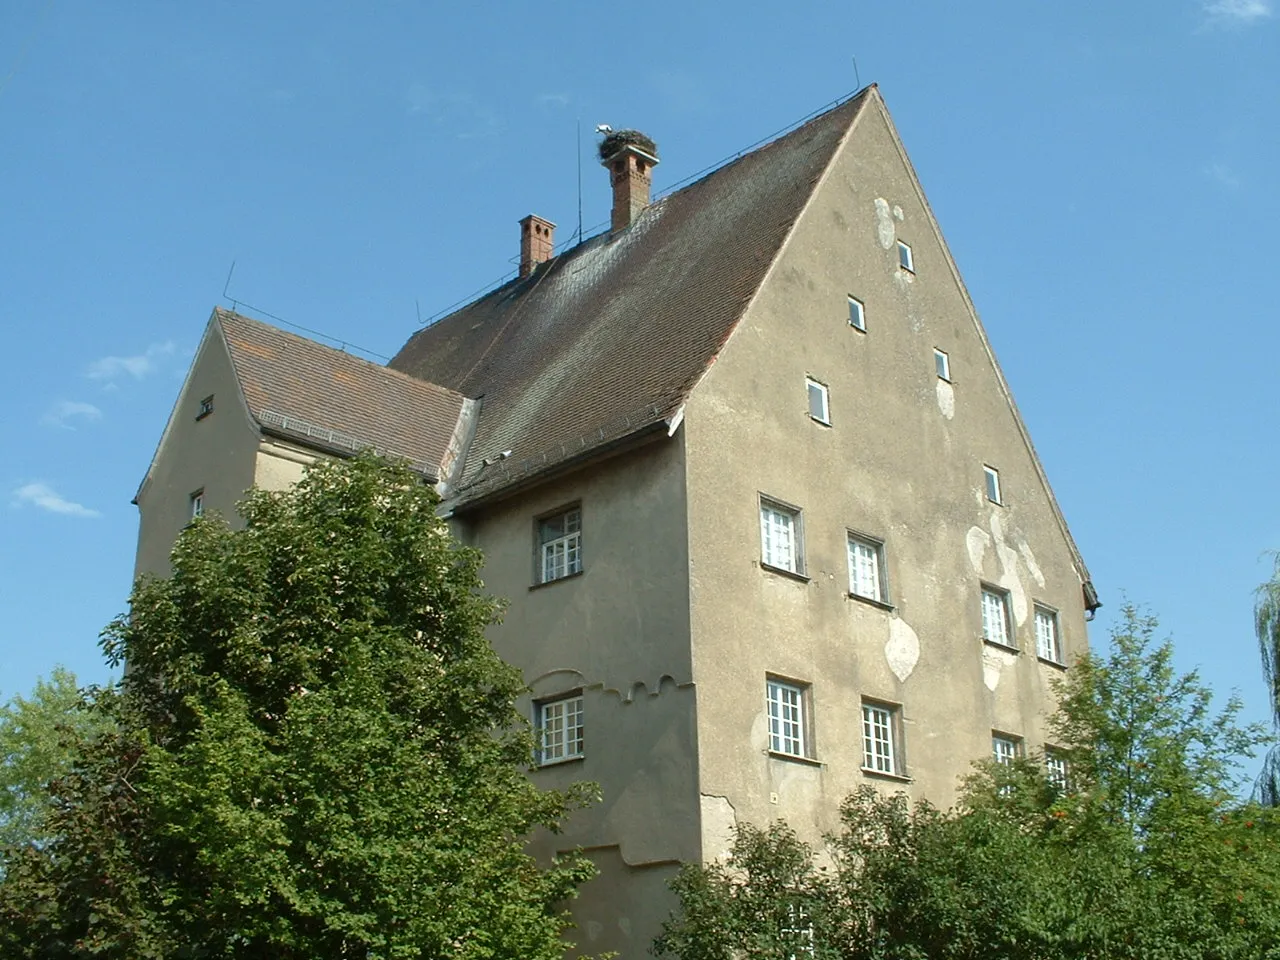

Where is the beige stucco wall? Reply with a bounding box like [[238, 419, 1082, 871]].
[[455, 437, 696, 960], [133, 324, 261, 579], [683, 98, 1090, 849]]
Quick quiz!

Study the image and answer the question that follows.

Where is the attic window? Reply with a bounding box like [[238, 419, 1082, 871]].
[[196, 395, 214, 420], [848, 296, 866, 332], [806, 378, 830, 425], [897, 241, 914, 273]]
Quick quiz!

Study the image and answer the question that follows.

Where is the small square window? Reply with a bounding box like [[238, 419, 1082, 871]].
[[537, 506, 582, 584], [861, 700, 904, 777], [848, 295, 866, 331], [806, 377, 830, 425], [190, 489, 204, 519], [983, 465, 1002, 505], [196, 395, 214, 420], [934, 349, 951, 382], [897, 240, 914, 273], [766, 677, 812, 759], [1045, 749, 1069, 791], [981, 586, 1014, 649], [847, 533, 886, 604], [536, 694, 584, 764], [1035, 605, 1063, 663], [992, 733, 1022, 765], [760, 498, 804, 575]]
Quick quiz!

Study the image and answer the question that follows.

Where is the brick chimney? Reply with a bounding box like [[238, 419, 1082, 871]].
[[519, 214, 555, 278], [599, 131, 659, 234]]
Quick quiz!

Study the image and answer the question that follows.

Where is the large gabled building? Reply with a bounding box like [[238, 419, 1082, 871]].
[[136, 85, 1098, 958]]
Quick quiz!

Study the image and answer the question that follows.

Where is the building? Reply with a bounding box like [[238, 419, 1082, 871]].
[[135, 85, 1098, 958]]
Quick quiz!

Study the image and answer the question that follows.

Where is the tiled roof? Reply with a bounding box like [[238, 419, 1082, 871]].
[[217, 309, 469, 481], [389, 89, 872, 501]]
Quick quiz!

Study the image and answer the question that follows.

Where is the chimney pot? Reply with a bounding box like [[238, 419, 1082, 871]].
[[599, 130, 659, 234], [519, 214, 556, 278]]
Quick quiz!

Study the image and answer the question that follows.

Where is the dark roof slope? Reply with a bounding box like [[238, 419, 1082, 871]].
[[390, 89, 872, 500], [217, 308, 469, 480]]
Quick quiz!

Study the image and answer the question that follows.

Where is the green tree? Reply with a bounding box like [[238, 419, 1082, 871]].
[[0, 455, 597, 959], [1255, 552, 1280, 805], [0, 667, 108, 858], [656, 605, 1280, 960]]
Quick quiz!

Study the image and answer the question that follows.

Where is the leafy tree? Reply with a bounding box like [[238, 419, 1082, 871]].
[[0, 455, 597, 959], [656, 605, 1280, 960], [0, 667, 108, 859], [1255, 552, 1280, 805]]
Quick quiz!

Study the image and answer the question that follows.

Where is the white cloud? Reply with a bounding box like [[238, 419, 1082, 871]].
[[40, 400, 103, 430], [1203, 0, 1272, 24], [537, 93, 570, 108], [11, 482, 101, 518], [86, 341, 176, 382], [1206, 161, 1242, 189]]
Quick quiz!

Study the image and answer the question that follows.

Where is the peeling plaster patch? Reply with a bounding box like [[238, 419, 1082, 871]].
[[1018, 540, 1045, 588], [965, 526, 991, 572], [885, 618, 921, 681], [874, 198, 895, 249], [935, 379, 955, 419], [700, 794, 738, 863], [892, 204, 904, 221], [617, 918, 632, 938], [586, 921, 603, 942], [982, 645, 1017, 691]]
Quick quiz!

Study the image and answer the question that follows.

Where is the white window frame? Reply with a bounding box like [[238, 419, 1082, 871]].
[[805, 377, 830, 425], [1035, 605, 1063, 664], [983, 465, 1002, 505], [897, 240, 914, 273], [190, 489, 204, 519], [848, 295, 866, 331], [934, 348, 950, 382], [861, 700, 902, 777], [760, 498, 803, 575], [992, 733, 1021, 765], [981, 586, 1014, 649], [537, 506, 582, 584], [783, 903, 815, 959], [846, 533, 886, 604], [1045, 750, 1069, 791], [536, 693, 584, 765], [766, 678, 809, 759]]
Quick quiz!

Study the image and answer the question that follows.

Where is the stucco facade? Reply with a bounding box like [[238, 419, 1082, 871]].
[[133, 88, 1093, 959]]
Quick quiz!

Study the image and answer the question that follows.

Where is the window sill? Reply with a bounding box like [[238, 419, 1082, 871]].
[[861, 767, 912, 784], [848, 593, 895, 612], [760, 563, 810, 584], [768, 750, 823, 768], [809, 417, 832, 428], [1037, 656, 1067, 671], [849, 323, 867, 334], [982, 638, 1021, 654], [535, 755, 585, 769], [529, 570, 584, 591], [194, 411, 212, 422]]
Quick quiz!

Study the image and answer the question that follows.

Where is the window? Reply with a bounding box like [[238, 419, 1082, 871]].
[[196, 395, 214, 420], [538, 507, 582, 583], [766, 678, 809, 758], [934, 348, 950, 382], [861, 700, 903, 776], [760, 498, 803, 575], [847, 533, 886, 603], [848, 295, 866, 331], [992, 734, 1021, 765], [190, 489, 204, 519], [782, 903, 815, 959], [536, 694, 584, 764], [1045, 750, 1069, 791], [806, 378, 830, 425], [981, 586, 1013, 648], [1035, 605, 1063, 663], [897, 240, 914, 272], [983, 465, 1002, 504]]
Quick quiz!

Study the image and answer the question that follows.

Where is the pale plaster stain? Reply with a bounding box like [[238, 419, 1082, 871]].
[[700, 794, 737, 863], [885, 617, 921, 682], [968, 515, 1031, 627], [935, 379, 955, 419], [586, 921, 603, 942], [617, 918, 632, 938], [874, 197, 895, 249], [1018, 539, 1046, 587], [965, 526, 991, 571], [982, 645, 1017, 691], [892, 204, 904, 221]]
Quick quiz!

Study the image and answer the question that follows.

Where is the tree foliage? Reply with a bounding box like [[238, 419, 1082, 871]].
[[657, 605, 1280, 960], [1255, 552, 1280, 805], [0, 455, 597, 959]]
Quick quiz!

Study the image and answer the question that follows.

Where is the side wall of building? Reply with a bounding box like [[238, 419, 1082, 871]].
[[133, 326, 261, 578], [455, 436, 697, 959], [683, 99, 1090, 852]]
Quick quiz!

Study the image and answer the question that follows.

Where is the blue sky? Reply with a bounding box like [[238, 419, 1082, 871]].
[[2, 2, 1277, 762]]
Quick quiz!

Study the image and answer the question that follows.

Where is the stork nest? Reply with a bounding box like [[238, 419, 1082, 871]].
[[598, 129, 658, 162]]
